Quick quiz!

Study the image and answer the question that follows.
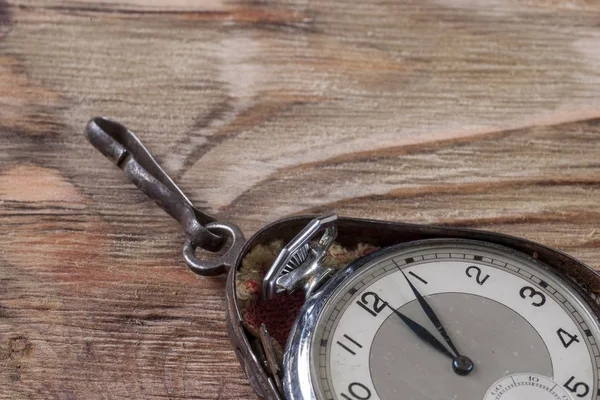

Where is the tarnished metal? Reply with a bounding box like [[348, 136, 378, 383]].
[[259, 324, 284, 396], [262, 214, 338, 301], [84, 118, 600, 400], [226, 216, 600, 400], [84, 117, 245, 275]]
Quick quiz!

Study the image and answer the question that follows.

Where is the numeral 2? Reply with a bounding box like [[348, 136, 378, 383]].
[[465, 266, 490, 285], [564, 376, 589, 398], [356, 292, 388, 317], [341, 382, 372, 400]]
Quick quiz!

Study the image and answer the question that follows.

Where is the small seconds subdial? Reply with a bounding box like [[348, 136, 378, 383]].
[[484, 374, 574, 400]]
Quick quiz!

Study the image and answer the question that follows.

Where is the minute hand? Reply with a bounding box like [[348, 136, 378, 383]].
[[396, 261, 461, 357]]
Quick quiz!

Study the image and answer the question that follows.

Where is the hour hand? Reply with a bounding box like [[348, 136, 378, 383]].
[[385, 304, 455, 360]]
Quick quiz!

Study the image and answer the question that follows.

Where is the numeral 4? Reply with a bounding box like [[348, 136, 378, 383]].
[[557, 328, 580, 348]]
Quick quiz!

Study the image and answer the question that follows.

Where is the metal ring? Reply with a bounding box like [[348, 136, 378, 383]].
[[182, 222, 246, 276]]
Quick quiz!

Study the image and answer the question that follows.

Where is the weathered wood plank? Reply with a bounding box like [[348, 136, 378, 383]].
[[1, 0, 600, 398]]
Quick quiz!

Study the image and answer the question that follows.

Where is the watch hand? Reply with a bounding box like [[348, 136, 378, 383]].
[[385, 303, 455, 360], [395, 261, 461, 357], [395, 261, 475, 376]]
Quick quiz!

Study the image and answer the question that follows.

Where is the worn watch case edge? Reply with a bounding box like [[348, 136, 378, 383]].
[[226, 215, 600, 400]]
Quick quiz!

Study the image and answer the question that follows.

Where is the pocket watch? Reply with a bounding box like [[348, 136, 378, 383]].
[[85, 117, 600, 400]]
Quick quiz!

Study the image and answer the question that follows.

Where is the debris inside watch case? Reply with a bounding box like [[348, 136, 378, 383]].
[[237, 240, 380, 362]]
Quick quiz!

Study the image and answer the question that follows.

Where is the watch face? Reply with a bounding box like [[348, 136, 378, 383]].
[[300, 240, 600, 400]]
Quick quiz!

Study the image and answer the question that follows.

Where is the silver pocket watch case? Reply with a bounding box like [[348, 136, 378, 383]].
[[225, 216, 600, 400]]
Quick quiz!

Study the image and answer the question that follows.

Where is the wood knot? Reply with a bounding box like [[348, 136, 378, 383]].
[[6, 335, 33, 360], [0, 336, 32, 382]]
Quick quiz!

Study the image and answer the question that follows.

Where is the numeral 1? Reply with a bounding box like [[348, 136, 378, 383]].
[[408, 271, 428, 284]]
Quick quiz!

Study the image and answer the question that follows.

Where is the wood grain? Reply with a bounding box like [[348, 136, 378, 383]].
[[1, 0, 600, 398]]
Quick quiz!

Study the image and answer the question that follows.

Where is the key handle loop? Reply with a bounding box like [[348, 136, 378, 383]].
[[84, 117, 245, 275]]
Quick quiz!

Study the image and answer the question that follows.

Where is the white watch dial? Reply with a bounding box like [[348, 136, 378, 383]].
[[309, 241, 600, 400]]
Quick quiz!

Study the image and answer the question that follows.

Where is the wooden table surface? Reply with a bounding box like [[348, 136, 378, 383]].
[[1, 0, 600, 398]]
